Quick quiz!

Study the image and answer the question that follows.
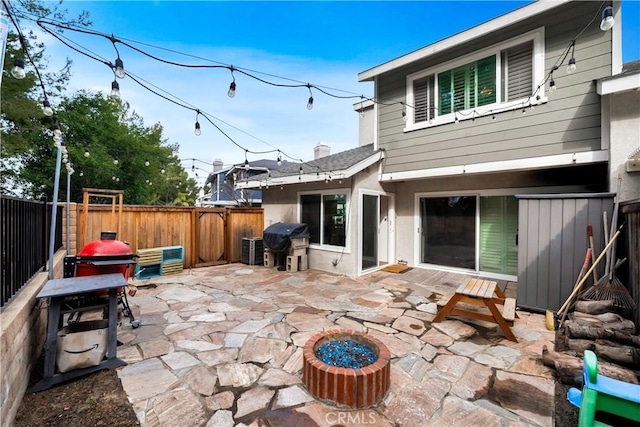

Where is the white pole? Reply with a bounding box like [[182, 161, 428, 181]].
[[48, 146, 62, 279], [0, 4, 9, 86]]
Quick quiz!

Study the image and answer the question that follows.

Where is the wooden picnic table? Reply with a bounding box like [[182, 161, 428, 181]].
[[433, 278, 518, 342]]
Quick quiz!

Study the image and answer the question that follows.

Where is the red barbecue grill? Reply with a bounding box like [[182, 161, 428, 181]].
[[65, 231, 139, 328]]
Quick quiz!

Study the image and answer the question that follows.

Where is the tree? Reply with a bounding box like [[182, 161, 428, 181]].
[[20, 91, 198, 204]]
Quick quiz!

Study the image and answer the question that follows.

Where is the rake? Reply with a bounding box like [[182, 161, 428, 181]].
[[581, 257, 636, 309]]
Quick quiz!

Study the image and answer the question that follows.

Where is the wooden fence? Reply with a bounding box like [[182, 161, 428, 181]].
[[77, 205, 264, 268]]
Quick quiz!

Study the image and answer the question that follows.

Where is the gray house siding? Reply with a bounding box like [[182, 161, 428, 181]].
[[376, 1, 610, 175], [517, 194, 614, 312]]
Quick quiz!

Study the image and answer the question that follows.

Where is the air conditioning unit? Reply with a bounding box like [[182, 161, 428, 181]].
[[242, 237, 264, 265]]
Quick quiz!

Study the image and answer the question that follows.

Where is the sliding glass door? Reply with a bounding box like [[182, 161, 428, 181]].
[[419, 196, 476, 269], [419, 195, 518, 276]]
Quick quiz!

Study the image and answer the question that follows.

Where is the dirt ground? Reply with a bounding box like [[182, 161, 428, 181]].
[[14, 358, 139, 427]]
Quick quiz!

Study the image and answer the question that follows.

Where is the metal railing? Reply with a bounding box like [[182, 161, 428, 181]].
[[1, 195, 63, 308]]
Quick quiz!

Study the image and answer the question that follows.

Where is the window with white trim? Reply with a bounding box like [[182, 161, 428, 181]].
[[406, 28, 543, 128], [300, 192, 347, 247]]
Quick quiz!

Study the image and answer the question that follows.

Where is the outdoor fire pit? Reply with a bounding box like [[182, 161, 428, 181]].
[[302, 329, 391, 409]]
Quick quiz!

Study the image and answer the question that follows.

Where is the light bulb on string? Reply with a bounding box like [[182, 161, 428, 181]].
[[145, 159, 150, 167], [194, 110, 202, 136], [42, 99, 53, 116], [566, 43, 577, 74], [244, 150, 250, 169], [11, 58, 26, 79], [113, 156, 119, 165], [228, 67, 236, 98], [549, 78, 557, 92], [277, 151, 282, 166], [84, 145, 90, 157], [402, 103, 407, 122], [110, 80, 121, 99], [306, 84, 313, 110], [600, 6, 614, 31], [114, 57, 125, 79]]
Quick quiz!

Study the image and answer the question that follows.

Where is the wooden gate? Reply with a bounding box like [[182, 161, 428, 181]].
[[195, 208, 226, 267]]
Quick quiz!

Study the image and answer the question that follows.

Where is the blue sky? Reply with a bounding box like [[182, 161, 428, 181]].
[[35, 1, 640, 184]]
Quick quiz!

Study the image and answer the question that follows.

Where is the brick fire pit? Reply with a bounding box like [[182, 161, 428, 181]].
[[302, 329, 391, 409]]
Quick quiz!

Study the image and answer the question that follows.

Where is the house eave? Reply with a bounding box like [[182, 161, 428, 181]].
[[358, 0, 572, 82], [237, 150, 384, 189], [380, 150, 609, 182], [597, 72, 640, 95]]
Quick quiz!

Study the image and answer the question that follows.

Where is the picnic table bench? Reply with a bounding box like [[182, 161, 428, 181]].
[[433, 278, 518, 342]]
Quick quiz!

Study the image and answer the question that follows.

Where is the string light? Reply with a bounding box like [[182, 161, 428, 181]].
[[194, 110, 202, 136], [145, 159, 150, 166], [113, 156, 119, 165], [600, 5, 614, 31], [401, 103, 407, 122], [306, 84, 314, 110], [84, 144, 90, 157], [110, 79, 121, 99], [11, 57, 26, 79], [566, 42, 577, 74], [42, 98, 54, 116], [228, 67, 236, 98], [114, 57, 125, 78], [244, 150, 249, 169], [276, 151, 282, 166]]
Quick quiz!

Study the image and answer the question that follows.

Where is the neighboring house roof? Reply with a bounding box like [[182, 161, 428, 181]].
[[238, 143, 382, 188], [598, 60, 640, 95], [359, 0, 572, 81]]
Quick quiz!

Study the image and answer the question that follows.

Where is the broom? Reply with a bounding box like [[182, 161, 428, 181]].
[[545, 225, 623, 331]]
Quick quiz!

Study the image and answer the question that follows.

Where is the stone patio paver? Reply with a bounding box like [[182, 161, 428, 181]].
[[114, 264, 556, 427]]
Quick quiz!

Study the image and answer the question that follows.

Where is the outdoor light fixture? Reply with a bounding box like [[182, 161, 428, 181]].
[[277, 151, 282, 166], [401, 103, 407, 122], [299, 165, 303, 175], [306, 84, 313, 110], [454, 112, 459, 123], [113, 156, 119, 165], [600, 6, 614, 31], [195, 110, 202, 136], [115, 57, 125, 79], [244, 150, 250, 169], [42, 98, 53, 116], [161, 166, 165, 174], [228, 68, 236, 98], [145, 159, 150, 167], [566, 43, 577, 74], [11, 58, 26, 79], [84, 145, 90, 157], [110, 80, 121, 99], [549, 66, 559, 92]]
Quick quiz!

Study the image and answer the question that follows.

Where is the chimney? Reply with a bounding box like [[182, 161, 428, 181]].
[[213, 159, 224, 172], [314, 143, 330, 160]]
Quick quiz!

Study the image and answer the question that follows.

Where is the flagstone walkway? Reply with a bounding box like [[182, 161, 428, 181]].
[[115, 264, 556, 427]]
